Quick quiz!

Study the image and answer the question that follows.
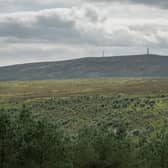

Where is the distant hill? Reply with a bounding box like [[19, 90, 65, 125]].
[[0, 54, 168, 80]]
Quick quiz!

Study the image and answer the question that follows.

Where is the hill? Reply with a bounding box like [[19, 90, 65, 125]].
[[0, 54, 168, 80]]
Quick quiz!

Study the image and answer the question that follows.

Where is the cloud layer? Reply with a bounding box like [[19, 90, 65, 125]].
[[0, 5, 167, 47], [0, 0, 82, 12], [0, 0, 168, 66], [87, 0, 168, 9]]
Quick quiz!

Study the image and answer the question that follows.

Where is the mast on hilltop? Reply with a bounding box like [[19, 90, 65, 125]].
[[147, 48, 150, 55]]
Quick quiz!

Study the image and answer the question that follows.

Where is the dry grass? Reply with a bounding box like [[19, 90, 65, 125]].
[[0, 78, 168, 101]]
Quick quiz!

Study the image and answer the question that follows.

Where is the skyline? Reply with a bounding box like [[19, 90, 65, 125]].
[[0, 49, 165, 67], [0, 0, 168, 66]]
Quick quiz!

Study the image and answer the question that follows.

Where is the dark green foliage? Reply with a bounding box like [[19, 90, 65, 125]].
[[1, 94, 168, 168], [0, 108, 69, 168], [1, 106, 168, 168], [141, 129, 168, 168], [73, 126, 132, 168], [0, 110, 13, 168]]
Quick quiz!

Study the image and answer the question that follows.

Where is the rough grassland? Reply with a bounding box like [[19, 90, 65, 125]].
[[0, 78, 168, 100], [1, 78, 168, 134], [2, 78, 168, 168]]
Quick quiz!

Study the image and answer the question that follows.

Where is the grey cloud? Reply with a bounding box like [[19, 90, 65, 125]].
[[0, 9, 117, 46], [1, 5, 168, 66], [0, 8, 168, 48], [84, 6, 99, 22], [0, 0, 82, 13], [87, 0, 168, 9], [0, 10, 84, 44], [0, 1, 168, 66]]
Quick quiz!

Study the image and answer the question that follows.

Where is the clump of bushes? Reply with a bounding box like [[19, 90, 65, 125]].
[[0, 105, 168, 168]]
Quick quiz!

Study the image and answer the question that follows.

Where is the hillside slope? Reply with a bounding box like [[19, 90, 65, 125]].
[[0, 54, 168, 80]]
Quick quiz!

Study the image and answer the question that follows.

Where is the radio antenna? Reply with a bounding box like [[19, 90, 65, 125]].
[[147, 48, 150, 55]]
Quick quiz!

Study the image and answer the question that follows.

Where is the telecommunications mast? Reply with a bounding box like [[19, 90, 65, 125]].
[[147, 48, 150, 55]]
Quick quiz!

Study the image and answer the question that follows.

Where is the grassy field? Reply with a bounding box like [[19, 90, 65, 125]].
[[1, 78, 168, 133], [1, 78, 168, 167], [1, 78, 168, 100]]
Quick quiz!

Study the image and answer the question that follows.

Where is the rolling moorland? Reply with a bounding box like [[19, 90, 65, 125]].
[[1, 78, 168, 167], [0, 54, 168, 80]]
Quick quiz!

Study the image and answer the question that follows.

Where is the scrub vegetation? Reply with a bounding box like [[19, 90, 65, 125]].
[[1, 78, 168, 168]]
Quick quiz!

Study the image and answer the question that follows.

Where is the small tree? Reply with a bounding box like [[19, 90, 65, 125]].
[[0, 110, 15, 168]]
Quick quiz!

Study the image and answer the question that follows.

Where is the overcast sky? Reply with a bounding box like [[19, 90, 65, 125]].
[[0, 0, 168, 66]]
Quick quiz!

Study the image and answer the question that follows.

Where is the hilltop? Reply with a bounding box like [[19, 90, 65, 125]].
[[0, 54, 168, 80]]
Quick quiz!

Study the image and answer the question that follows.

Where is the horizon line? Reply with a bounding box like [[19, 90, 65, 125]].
[[0, 53, 167, 68]]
